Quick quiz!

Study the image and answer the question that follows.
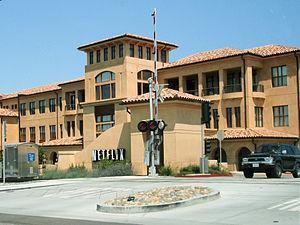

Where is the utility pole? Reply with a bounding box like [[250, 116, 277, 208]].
[[2, 120, 6, 184], [148, 78, 156, 176]]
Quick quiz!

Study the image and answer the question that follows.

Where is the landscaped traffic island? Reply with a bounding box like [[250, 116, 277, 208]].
[[97, 186, 220, 213]]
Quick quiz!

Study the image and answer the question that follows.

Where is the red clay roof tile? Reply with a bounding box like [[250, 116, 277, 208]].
[[0, 108, 18, 117]]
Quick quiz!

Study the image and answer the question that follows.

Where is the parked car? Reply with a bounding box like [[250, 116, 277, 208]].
[[241, 144, 300, 178]]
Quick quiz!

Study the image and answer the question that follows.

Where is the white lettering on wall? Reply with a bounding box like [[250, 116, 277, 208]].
[[92, 148, 126, 162]]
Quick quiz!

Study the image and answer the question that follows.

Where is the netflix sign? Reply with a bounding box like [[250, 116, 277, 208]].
[[92, 148, 126, 162]]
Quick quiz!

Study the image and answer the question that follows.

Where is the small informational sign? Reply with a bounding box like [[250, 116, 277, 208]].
[[27, 153, 35, 162], [217, 130, 225, 141], [29, 167, 33, 174], [92, 149, 126, 162]]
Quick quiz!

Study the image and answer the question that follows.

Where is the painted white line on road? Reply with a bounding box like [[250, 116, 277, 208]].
[[288, 205, 300, 212], [268, 197, 300, 209], [279, 201, 300, 210]]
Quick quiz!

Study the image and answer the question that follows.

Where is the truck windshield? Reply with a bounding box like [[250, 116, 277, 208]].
[[255, 145, 280, 154]]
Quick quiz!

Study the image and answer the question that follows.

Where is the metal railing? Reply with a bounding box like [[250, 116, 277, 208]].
[[253, 84, 264, 92], [185, 90, 199, 96], [223, 84, 242, 93], [203, 87, 220, 96], [65, 104, 76, 111]]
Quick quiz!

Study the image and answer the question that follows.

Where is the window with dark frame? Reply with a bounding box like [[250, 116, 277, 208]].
[[235, 107, 241, 127], [119, 44, 123, 58], [161, 49, 166, 63], [30, 127, 36, 143], [137, 70, 153, 95], [39, 100, 46, 114], [49, 125, 56, 140], [273, 105, 289, 127], [20, 103, 26, 116], [96, 50, 101, 63], [138, 46, 143, 59], [20, 128, 26, 142], [59, 97, 62, 111], [272, 65, 287, 87], [39, 126, 45, 142], [111, 46, 116, 60], [255, 107, 263, 127], [89, 51, 94, 64], [80, 120, 83, 136], [29, 101, 35, 115], [213, 109, 219, 129], [60, 124, 63, 138], [226, 108, 233, 128], [95, 71, 116, 100], [104, 48, 108, 61], [130, 44, 134, 57], [49, 98, 56, 112], [71, 121, 75, 137], [67, 121, 71, 137], [146, 47, 151, 60]]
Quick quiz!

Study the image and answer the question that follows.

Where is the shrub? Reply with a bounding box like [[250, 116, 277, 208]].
[[179, 165, 200, 176], [159, 165, 174, 176], [208, 165, 231, 175], [92, 161, 132, 177], [41, 164, 90, 179]]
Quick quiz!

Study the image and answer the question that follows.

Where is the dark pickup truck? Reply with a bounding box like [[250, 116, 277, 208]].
[[241, 144, 300, 178]]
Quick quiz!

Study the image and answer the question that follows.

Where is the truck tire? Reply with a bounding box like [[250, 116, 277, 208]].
[[272, 163, 282, 178], [292, 163, 300, 178], [243, 169, 254, 178], [266, 170, 273, 178]]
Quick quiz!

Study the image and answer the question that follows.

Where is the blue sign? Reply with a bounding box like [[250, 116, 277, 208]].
[[28, 153, 35, 162]]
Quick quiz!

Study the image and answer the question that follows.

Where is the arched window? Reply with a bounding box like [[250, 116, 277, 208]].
[[137, 70, 154, 95], [95, 71, 116, 100]]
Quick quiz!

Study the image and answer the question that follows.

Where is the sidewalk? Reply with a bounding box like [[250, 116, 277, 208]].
[[0, 179, 75, 192]]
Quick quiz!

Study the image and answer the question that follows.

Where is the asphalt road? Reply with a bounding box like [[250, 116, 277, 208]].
[[0, 173, 299, 225]]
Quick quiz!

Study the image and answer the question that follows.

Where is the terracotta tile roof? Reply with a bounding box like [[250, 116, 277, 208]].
[[205, 128, 298, 140], [58, 76, 85, 86], [247, 45, 300, 57], [40, 137, 83, 147], [161, 45, 300, 70], [0, 108, 18, 117], [1, 76, 84, 100], [122, 88, 209, 105], [78, 33, 178, 51]]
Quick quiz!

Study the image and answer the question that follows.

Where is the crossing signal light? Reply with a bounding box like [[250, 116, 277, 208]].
[[137, 120, 166, 132], [205, 140, 211, 154], [201, 102, 211, 124]]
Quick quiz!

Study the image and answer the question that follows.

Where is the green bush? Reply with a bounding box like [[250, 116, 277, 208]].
[[159, 165, 174, 176], [179, 165, 200, 176], [208, 165, 231, 175], [41, 164, 90, 179], [92, 162, 132, 177]]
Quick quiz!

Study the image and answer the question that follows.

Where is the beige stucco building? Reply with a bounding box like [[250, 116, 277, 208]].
[[1, 34, 299, 174]]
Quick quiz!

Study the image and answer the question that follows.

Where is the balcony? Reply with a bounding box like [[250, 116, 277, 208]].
[[65, 104, 76, 111], [253, 84, 264, 92], [203, 87, 220, 96], [223, 84, 242, 93]]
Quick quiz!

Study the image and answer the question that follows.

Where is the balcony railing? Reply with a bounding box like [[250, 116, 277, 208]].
[[203, 87, 220, 96], [65, 104, 76, 111], [185, 90, 199, 96], [223, 84, 242, 93], [253, 84, 264, 92]]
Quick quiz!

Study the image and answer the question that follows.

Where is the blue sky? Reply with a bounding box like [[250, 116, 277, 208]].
[[0, 0, 299, 94]]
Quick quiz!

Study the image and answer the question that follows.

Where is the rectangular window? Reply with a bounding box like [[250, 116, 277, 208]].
[[235, 107, 241, 127], [213, 109, 219, 129], [273, 105, 289, 127], [80, 120, 83, 136], [39, 100, 46, 114], [104, 47, 108, 61], [96, 50, 100, 63], [226, 108, 233, 128], [89, 51, 94, 64], [71, 121, 75, 137], [59, 97, 62, 111], [130, 44, 134, 57], [138, 46, 143, 59], [20, 103, 26, 116], [255, 107, 263, 127], [272, 65, 287, 87], [49, 125, 56, 140], [39, 126, 45, 142], [146, 47, 151, 60], [161, 49, 167, 63], [119, 44, 123, 58], [20, 128, 26, 142], [49, 98, 56, 112], [29, 102, 35, 115], [111, 46, 116, 60], [60, 124, 63, 138], [30, 127, 36, 143], [101, 84, 111, 99], [67, 121, 71, 137]]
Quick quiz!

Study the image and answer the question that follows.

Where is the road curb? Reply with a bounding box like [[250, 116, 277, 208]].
[[96, 190, 220, 214]]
